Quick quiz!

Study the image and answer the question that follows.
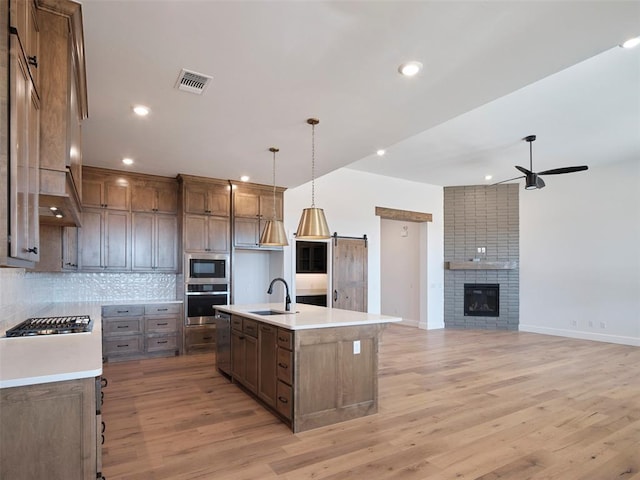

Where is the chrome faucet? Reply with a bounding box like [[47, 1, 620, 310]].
[[267, 277, 291, 312]]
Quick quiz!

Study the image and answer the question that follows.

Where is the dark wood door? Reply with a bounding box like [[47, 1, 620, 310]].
[[332, 237, 368, 312], [258, 324, 277, 408]]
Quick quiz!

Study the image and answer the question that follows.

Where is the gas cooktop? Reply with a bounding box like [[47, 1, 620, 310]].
[[5, 315, 93, 337]]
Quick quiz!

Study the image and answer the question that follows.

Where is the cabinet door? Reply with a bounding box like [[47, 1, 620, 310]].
[[62, 227, 79, 270], [207, 186, 230, 216], [131, 184, 157, 212], [104, 210, 129, 270], [234, 191, 260, 217], [156, 182, 178, 214], [207, 216, 229, 252], [104, 181, 130, 210], [244, 335, 259, 394], [131, 212, 154, 270], [184, 187, 208, 214], [155, 214, 177, 271], [234, 218, 260, 248], [260, 193, 283, 221], [79, 208, 103, 269], [231, 329, 245, 381], [81, 177, 104, 208], [184, 214, 208, 252], [258, 324, 277, 408], [9, 36, 39, 263]]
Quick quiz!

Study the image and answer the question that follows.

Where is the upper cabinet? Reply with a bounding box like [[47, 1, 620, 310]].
[[37, 0, 87, 227], [182, 178, 230, 217], [9, 0, 40, 89], [131, 177, 178, 214], [82, 168, 130, 211], [232, 182, 285, 249]]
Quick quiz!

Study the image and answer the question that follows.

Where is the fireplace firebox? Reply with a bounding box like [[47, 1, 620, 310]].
[[464, 284, 499, 317]]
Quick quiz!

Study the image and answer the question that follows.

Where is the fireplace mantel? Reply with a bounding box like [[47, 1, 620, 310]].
[[446, 260, 518, 270]]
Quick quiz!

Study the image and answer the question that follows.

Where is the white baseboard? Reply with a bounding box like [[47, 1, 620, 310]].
[[519, 324, 640, 347]]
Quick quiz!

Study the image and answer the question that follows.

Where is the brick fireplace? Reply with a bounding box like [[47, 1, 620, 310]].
[[444, 185, 519, 330]]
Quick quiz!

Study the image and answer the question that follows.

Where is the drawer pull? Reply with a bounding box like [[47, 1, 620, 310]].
[[102, 421, 106, 433], [117, 344, 129, 348], [116, 310, 129, 314], [101, 378, 108, 388], [157, 340, 168, 344], [278, 363, 288, 369], [157, 308, 168, 311], [156, 322, 168, 326], [203, 336, 213, 340], [278, 336, 287, 342], [278, 396, 288, 404], [101, 434, 105, 445], [116, 325, 129, 329]]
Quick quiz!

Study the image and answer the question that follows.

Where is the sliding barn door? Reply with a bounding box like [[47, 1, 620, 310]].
[[332, 237, 368, 312]]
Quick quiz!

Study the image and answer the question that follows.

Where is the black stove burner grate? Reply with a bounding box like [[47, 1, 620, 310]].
[[5, 315, 93, 337]]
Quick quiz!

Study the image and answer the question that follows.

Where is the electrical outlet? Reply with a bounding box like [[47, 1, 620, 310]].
[[588, 320, 594, 328], [600, 321, 606, 329], [570, 320, 577, 327], [353, 340, 361, 355]]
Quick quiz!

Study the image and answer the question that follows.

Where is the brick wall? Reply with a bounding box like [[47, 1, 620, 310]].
[[444, 185, 519, 330]]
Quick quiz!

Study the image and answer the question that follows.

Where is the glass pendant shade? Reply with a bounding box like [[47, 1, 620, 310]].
[[296, 207, 330, 239], [260, 219, 289, 246]]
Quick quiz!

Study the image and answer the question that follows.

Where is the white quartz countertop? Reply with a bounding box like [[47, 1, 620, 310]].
[[215, 303, 402, 330], [0, 299, 182, 389]]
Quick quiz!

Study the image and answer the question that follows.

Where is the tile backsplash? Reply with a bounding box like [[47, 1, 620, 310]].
[[0, 269, 177, 332]]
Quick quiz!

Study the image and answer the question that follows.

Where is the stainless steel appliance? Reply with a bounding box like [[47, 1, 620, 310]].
[[214, 310, 231, 376], [185, 283, 229, 325], [184, 253, 230, 326], [185, 253, 229, 283], [5, 315, 93, 337]]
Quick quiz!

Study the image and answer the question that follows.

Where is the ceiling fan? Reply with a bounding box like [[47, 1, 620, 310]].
[[495, 135, 588, 190]]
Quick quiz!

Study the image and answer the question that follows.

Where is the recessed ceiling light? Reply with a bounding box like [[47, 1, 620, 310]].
[[55, 213, 64, 219], [398, 61, 423, 77], [122, 158, 134, 165], [376, 149, 386, 156], [485, 175, 493, 181], [133, 105, 150, 116], [621, 36, 640, 49], [49, 206, 58, 211], [240, 175, 250, 182]]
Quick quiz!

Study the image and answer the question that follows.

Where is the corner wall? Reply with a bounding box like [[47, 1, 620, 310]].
[[444, 184, 520, 330]]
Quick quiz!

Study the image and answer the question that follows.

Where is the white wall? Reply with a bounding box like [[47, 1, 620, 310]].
[[284, 168, 444, 329], [519, 158, 640, 346], [232, 250, 284, 305], [380, 219, 421, 327]]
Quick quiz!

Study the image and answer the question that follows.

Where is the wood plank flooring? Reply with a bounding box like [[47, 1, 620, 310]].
[[102, 325, 640, 479]]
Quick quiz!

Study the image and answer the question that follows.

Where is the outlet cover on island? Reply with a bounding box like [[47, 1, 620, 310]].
[[353, 340, 361, 355]]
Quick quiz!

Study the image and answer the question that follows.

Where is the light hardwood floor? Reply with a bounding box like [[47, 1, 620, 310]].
[[102, 325, 640, 480]]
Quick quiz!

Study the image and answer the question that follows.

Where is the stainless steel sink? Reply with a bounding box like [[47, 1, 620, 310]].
[[248, 310, 287, 316]]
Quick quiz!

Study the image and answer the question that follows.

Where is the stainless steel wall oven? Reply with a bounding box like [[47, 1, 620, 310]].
[[184, 253, 230, 326]]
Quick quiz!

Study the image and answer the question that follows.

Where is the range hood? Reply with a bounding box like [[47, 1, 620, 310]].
[[39, 166, 82, 227]]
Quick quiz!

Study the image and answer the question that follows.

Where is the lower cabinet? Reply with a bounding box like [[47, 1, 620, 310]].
[[231, 314, 294, 424], [0, 377, 101, 479], [102, 303, 182, 362], [185, 325, 216, 354]]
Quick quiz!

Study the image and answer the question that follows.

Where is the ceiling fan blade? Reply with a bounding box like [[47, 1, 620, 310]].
[[536, 176, 546, 189], [538, 165, 589, 175], [515, 165, 533, 175], [491, 175, 525, 186]]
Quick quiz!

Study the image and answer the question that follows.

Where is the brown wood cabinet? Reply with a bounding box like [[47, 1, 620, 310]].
[[183, 180, 229, 216], [132, 212, 178, 271], [0, 377, 100, 479], [231, 315, 258, 394], [184, 325, 216, 353], [102, 303, 182, 362], [131, 177, 178, 214], [183, 214, 229, 253], [258, 323, 278, 408], [79, 207, 129, 271], [31, 223, 77, 271], [82, 170, 130, 210], [232, 183, 285, 249]]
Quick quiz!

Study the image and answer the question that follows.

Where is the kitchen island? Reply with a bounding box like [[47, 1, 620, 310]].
[[216, 303, 401, 432]]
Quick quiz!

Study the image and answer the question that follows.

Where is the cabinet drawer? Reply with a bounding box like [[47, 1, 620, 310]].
[[243, 318, 258, 337], [146, 335, 178, 353], [185, 327, 216, 345], [277, 348, 293, 385], [277, 329, 293, 350], [145, 303, 181, 315], [103, 318, 142, 336], [103, 336, 143, 355], [276, 380, 293, 420], [102, 305, 145, 317], [146, 316, 178, 333], [231, 316, 243, 332]]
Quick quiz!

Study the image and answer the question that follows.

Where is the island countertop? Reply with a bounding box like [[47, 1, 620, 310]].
[[215, 303, 402, 330]]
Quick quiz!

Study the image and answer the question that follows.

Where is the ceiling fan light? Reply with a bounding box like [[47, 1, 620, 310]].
[[296, 207, 331, 239], [260, 219, 289, 246]]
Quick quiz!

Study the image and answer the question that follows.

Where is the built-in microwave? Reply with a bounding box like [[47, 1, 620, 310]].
[[185, 253, 229, 283]]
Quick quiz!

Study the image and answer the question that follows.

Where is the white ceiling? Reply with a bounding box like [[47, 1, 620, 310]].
[[80, 1, 640, 189]]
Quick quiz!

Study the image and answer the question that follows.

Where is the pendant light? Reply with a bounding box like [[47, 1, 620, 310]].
[[259, 147, 289, 246], [295, 118, 330, 239]]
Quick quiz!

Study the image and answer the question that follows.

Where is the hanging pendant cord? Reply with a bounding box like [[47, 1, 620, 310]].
[[269, 147, 279, 220], [311, 122, 316, 207]]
